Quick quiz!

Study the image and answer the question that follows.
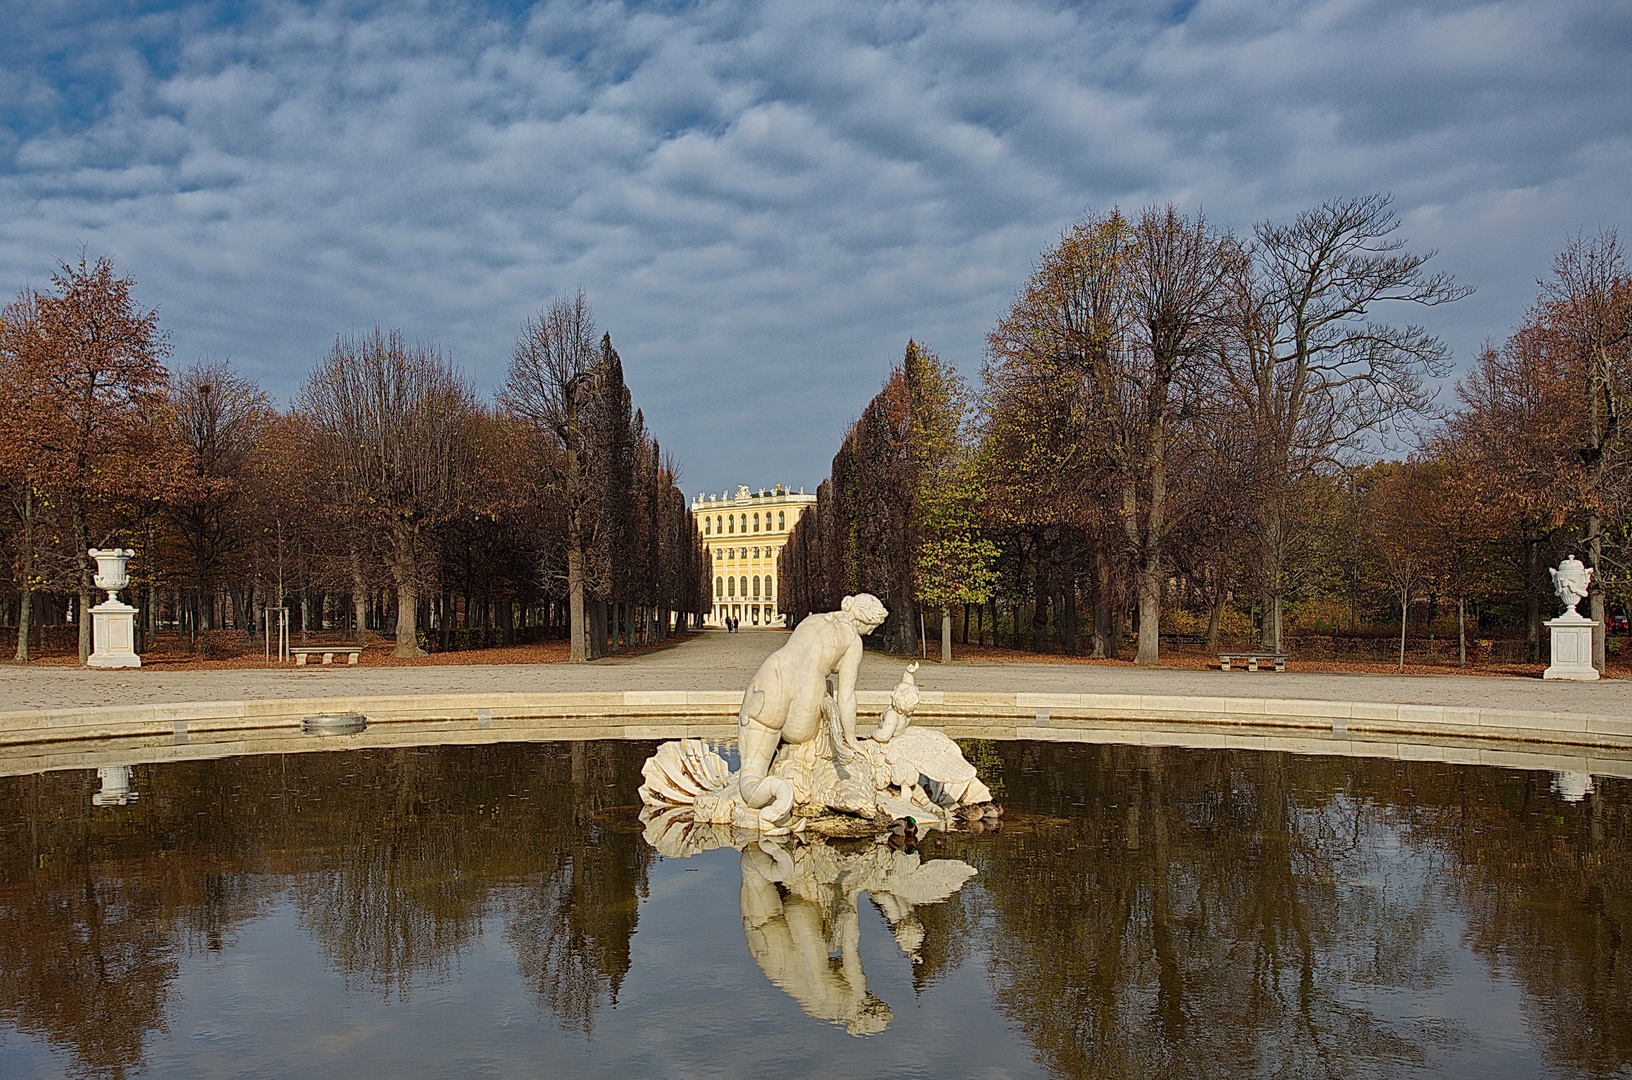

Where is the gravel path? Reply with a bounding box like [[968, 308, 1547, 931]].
[[3, 629, 1631, 715]]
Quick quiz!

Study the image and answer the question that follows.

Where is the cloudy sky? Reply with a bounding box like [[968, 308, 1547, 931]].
[[2, 0, 1628, 495]]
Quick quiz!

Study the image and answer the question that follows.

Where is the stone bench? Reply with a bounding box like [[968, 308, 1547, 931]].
[[291, 646, 363, 667], [1218, 652, 1288, 672]]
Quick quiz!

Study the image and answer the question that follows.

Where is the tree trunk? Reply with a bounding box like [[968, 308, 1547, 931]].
[[1588, 512, 1606, 670], [567, 546, 587, 663], [73, 500, 92, 663], [351, 548, 368, 645], [1259, 501, 1284, 653], [1091, 548, 1115, 659], [1135, 562, 1161, 664], [389, 527, 426, 658], [940, 605, 952, 664], [1063, 587, 1078, 655], [1524, 520, 1542, 662], [1398, 579, 1409, 672], [896, 595, 919, 656], [1204, 593, 1225, 654], [12, 486, 32, 663], [1458, 595, 1466, 667]]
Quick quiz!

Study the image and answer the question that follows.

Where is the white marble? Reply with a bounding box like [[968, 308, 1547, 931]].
[[1544, 611, 1600, 681], [87, 548, 140, 669], [639, 597, 1000, 832], [1549, 555, 1593, 616]]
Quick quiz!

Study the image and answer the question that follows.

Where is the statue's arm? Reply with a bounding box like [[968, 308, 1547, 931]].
[[834, 636, 864, 750]]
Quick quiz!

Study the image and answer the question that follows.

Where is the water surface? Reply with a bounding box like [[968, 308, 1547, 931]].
[[0, 739, 1626, 1079]]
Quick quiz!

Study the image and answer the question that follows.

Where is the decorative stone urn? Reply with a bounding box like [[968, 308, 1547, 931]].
[[1543, 555, 1597, 681], [87, 547, 141, 669]]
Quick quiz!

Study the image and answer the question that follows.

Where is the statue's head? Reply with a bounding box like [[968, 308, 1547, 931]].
[[840, 593, 888, 632]]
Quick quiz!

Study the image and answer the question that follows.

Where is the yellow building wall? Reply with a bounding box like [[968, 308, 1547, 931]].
[[692, 484, 816, 628]]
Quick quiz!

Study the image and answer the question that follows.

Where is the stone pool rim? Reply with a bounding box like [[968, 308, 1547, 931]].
[[2, 687, 1630, 755]]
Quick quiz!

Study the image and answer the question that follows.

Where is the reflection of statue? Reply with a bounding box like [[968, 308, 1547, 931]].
[[1549, 555, 1593, 616], [640, 814, 975, 1036]]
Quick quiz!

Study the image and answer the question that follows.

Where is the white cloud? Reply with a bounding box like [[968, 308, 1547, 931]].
[[0, 0, 1627, 493]]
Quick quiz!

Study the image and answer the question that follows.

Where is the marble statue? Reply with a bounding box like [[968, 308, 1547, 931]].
[[639, 815, 976, 1035], [873, 662, 919, 742], [639, 594, 998, 834], [736, 593, 888, 828]]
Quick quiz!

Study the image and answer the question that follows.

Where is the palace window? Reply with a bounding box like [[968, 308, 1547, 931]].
[[778, 511, 785, 530], [753, 513, 760, 532], [728, 515, 734, 534], [739, 576, 748, 597], [704, 517, 711, 535], [727, 577, 735, 597], [715, 576, 723, 597], [740, 514, 747, 533], [752, 576, 760, 597], [753, 547, 759, 559], [765, 577, 773, 598]]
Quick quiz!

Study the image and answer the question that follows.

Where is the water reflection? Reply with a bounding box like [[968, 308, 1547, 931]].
[[91, 765, 137, 807], [0, 740, 1625, 1079], [643, 811, 977, 1035]]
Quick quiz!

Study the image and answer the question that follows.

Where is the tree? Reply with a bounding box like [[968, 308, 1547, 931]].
[[500, 292, 603, 663], [300, 329, 478, 657], [989, 205, 1232, 663], [0, 256, 172, 661], [906, 343, 998, 662], [166, 360, 275, 632], [1538, 229, 1632, 668], [1222, 194, 1471, 654]]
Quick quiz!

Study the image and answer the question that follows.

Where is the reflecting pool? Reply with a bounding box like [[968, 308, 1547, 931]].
[[1, 739, 1628, 1079]]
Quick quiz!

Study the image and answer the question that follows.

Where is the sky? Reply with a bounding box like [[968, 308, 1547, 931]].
[[2, 0, 1628, 497]]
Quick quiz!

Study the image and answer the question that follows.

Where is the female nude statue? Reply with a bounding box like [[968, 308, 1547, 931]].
[[736, 594, 888, 826]]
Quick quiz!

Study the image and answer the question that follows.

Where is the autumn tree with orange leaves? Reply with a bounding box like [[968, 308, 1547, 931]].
[[0, 257, 174, 662]]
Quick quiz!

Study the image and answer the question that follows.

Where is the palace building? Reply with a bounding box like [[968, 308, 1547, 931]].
[[692, 484, 817, 628]]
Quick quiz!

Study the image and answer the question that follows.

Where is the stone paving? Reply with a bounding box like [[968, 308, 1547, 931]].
[[2, 628, 1630, 717]]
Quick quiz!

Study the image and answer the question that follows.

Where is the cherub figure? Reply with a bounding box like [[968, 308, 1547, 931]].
[[872, 663, 920, 743]]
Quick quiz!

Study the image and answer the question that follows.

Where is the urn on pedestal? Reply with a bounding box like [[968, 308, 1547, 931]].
[[1543, 555, 1598, 681], [87, 547, 141, 669]]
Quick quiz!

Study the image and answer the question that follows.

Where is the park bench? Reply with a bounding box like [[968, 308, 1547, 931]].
[[291, 646, 363, 667], [1218, 652, 1288, 672]]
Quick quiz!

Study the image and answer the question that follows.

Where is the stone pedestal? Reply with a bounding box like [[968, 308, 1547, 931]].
[[1543, 612, 1599, 681], [88, 598, 141, 669]]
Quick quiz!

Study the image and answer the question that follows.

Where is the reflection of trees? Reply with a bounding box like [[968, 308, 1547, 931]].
[[978, 744, 1446, 1078], [0, 741, 656, 1075], [1361, 767, 1632, 1079], [506, 742, 650, 1035]]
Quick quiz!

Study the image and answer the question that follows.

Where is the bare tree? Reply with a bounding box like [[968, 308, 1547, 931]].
[[300, 329, 477, 658], [168, 359, 274, 631], [1219, 194, 1472, 653], [499, 292, 602, 664]]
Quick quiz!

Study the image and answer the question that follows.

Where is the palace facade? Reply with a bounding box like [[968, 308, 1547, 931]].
[[692, 484, 817, 628]]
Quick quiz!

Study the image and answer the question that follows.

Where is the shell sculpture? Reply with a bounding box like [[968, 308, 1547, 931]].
[[638, 739, 733, 807]]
